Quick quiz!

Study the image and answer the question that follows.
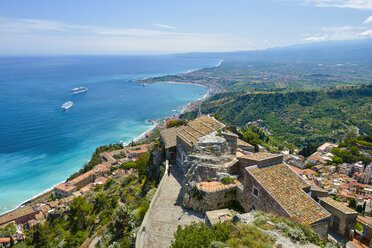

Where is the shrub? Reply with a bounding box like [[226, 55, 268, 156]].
[[253, 215, 268, 227], [209, 241, 226, 248], [355, 222, 363, 232], [221, 177, 234, 185], [226, 224, 274, 248], [287, 227, 307, 243], [275, 222, 289, 232]]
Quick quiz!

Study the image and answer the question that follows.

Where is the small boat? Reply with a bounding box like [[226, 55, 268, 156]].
[[61, 101, 73, 110], [71, 87, 88, 94], [142, 83, 147, 87]]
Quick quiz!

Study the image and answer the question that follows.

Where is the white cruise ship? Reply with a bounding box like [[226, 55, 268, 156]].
[[71, 87, 88, 94], [61, 101, 73, 110]]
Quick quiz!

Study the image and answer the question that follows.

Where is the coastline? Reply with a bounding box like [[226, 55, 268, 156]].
[[0, 91, 207, 217], [0, 63, 216, 217]]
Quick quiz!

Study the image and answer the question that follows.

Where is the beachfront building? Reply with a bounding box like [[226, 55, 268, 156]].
[[54, 182, 77, 198], [69, 171, 95, 190], [176, 114, 225, 167], [0, 206, 40, 226], [93, 164, 110, 176], [126, 144, 150, 158], [54, 170, 95, 199]]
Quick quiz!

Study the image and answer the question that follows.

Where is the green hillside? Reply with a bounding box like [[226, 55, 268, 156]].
[[182, 85, 372, 146]]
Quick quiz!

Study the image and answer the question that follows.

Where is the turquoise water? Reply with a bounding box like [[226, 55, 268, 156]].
[[0, 55, 217, 213]]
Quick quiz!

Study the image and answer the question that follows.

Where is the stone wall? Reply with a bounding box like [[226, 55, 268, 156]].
[[222, 132, 238, 155], [176, 136, 192, 167], [319, 199, 357, 237], [239, 169, 289, 217], [183, 185, 237, 212]]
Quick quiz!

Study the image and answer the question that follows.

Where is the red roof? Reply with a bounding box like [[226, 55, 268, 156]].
[[70, 170, 94, 184], [94, 164, 110, 173]]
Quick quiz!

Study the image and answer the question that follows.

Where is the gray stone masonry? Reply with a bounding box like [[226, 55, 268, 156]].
[[182, 134, 238, 212], [143, 165, 204, 248]]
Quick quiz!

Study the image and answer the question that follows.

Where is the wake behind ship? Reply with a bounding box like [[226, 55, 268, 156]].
[[61, 101, 73, 110]]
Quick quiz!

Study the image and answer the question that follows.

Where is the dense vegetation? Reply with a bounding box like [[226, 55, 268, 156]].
[[331, 135, 372, 165], [142, 59, 372, 92], [166, 119, 188, 128], [171, 212, 332, 248], [17, 144, 163, 248], [183, 85, 372, 147]]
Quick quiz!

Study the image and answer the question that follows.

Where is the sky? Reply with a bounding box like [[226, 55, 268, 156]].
[[0, 0, 371, 54]]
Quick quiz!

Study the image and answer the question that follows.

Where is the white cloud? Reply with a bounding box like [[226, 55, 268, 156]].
[[361, 29, 372, 36], [304, 0, 372, 10], [304, 25, 370, 42], [364, 16, 372, 24], [304, 34, 329, 41], [0, 17, 173, 37], [151, 23, 176, 30], [0, 16, 255, 54]]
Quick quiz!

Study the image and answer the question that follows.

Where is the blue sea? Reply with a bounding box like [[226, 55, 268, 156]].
[[0, 55, 218, 213]]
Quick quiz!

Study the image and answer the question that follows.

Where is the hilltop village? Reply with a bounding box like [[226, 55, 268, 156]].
[[1, 114, 372, 248]]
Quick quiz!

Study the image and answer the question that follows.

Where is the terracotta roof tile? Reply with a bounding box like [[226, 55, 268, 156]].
[[320, 197, 357, 214], [247, 163, 331, 224], [177, 115, 224, 146]]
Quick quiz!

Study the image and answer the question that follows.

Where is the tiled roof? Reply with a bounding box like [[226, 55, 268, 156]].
[[55, 183, 76, 192], [94, 164, 110, 174], [177, 115, 224, 146], [246, 163, 331, 224], [160, 127, 180, 148], [320, 197, 357, 214], [70, 170, 94, 185], [239, 152, 280, 161], [237, 138, 254, 148], [197, 180, 241, 192], [0, 207, 37, 225]]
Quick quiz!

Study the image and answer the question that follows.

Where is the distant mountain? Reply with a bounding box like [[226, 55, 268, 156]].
[[178, 39, 372, 63]]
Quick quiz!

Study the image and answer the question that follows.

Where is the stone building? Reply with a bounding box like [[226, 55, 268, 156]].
[[54, 182, 77, 198], [159, 127, 179, 163], [0, 206, 40, 226], [180, 132, 331, 237], [176, 115, 225, 167], [240, 154, 331, 237], [319, 197, 358, 237], [182, 134, 239, 211]]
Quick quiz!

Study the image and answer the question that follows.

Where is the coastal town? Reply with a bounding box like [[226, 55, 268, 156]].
[[1, 114, 371, 248]]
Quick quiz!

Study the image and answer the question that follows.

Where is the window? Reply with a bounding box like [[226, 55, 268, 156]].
[[252, 204, 256, 210], [253, 187, 259, 198]]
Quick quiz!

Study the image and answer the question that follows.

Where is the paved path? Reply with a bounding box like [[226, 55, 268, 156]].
[[144, 165, 204, 248]]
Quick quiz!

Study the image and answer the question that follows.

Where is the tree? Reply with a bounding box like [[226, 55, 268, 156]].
[[67, 197, 94, 232], [9, 236, 14, 247], [30, 224, 49, 247], [348, 198, 357, 209], [332, 156, 343, 165], [299, 143, 318, 157], [136, 152, 150, 177]]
